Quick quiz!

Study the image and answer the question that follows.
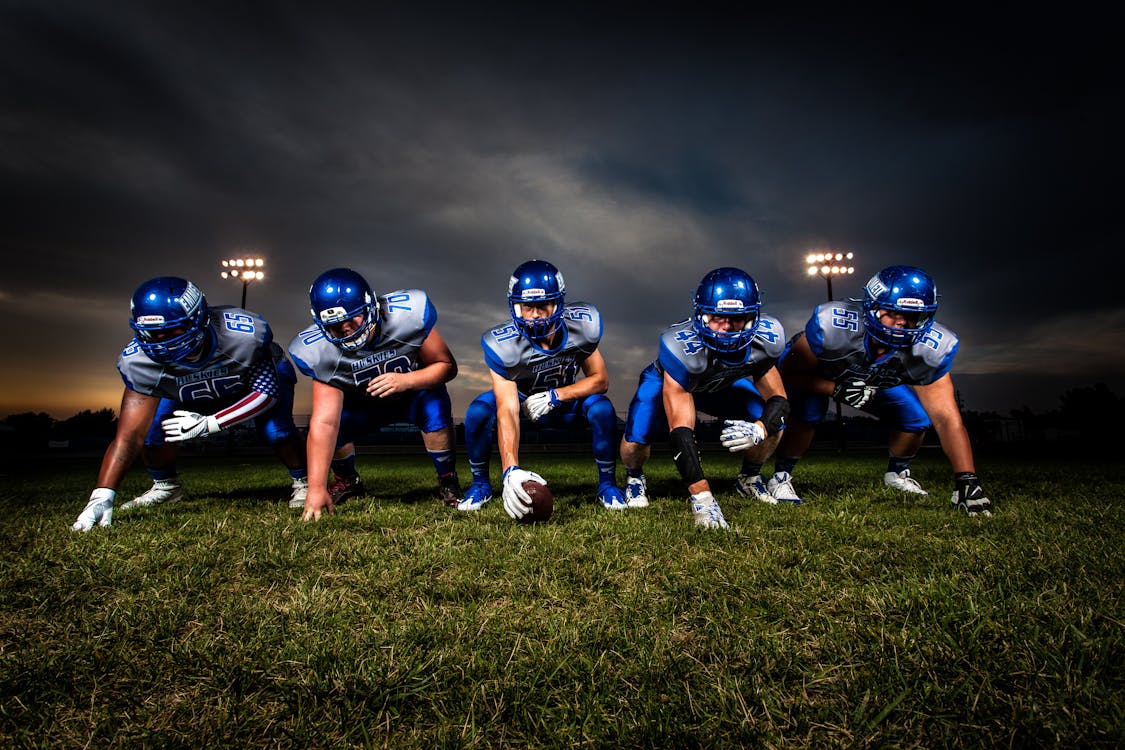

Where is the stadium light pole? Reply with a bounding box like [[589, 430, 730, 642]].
[[220, 256, 265, 309], [805, 250, 856, 451], [805, 250, 855, 301]]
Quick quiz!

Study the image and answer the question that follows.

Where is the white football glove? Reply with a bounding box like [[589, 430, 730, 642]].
[[162, 410, 221, 443], [72, 488, 115, 531], [521, 390, 560, 421], [720, 420, 766, 452], [833, 379, 877, 408], [501, 466, 547, 520]]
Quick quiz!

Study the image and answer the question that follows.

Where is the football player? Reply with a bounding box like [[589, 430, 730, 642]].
[[460, 259, 627, 519], [72, 277, 309, 531], [619, 267, 790, 529], [288, 267, 462, 521], [762, 265, 993, 515]]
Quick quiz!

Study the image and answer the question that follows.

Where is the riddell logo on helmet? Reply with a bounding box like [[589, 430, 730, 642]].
[[521, 288, 547, 300], [136, 315, 166, 325], [898, 298, 925, 309], [716, 299, 743, 311]]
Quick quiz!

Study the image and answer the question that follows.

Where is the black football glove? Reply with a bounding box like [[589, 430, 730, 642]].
[[832, 379, 877, 408], [951, 472, 993, 516]]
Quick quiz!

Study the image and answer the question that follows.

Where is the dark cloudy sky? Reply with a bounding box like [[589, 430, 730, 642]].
[[2, 2, 1122, 420]]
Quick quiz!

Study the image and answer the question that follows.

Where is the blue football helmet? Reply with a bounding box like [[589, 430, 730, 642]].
[[129, 277, 212, 365], [309, 268, 380, 351], [508, 260, 566, 340], [692, 267, 761, 352], [862, 265, 939, 348]]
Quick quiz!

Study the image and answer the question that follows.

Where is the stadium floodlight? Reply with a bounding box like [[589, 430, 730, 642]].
[[220, 256, 266, 308], [805, 250, 854, 301], [805, 249, 857, 451]]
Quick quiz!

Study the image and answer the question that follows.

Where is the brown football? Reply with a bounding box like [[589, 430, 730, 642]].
[[519, 480, 554, 523]]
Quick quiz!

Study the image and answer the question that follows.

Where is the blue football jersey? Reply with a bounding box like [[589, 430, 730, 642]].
[[800, 300, 959, 387], [288, 288, 437, 392], [481, 301, 603, 395], [117, 306, 282, 404], [655, 314, 786, 393]]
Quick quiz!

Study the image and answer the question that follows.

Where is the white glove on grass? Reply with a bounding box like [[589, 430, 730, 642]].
[[72, 488, 115, 531]]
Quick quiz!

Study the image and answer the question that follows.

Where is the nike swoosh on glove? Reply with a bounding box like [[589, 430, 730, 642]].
[[162, 410, 221, 442]]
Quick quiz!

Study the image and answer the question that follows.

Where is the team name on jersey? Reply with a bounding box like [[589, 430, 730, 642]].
[[352, 348, 399, 371], [531, 355, 576, 373], [175, 366, 231, 386]]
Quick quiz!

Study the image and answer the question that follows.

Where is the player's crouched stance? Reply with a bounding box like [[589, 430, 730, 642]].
[[768, 265, 993, 516], [288, 268, 463, 521], [461, 259, 627, 518], [72, 277, 309, 531], [619, 267, 791, 530]]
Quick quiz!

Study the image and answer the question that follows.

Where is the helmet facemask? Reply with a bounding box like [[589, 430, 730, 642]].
[[862, 266, 939, 348], [309, 268, 381, 352], [692, 268, 761, 353], [508, 261, 566, 343], [130, 278, 211, 365]]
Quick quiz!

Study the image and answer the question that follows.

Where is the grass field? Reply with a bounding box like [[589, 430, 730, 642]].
[[1, 449, 1122, 748]]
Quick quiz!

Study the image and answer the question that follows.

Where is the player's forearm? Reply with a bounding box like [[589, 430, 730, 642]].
[[558, 369, 608, 401], [94, 436, 143, 489], [496, 412, 521, 469], [935, 419, 976, 474], [407, 361, 456, 390], [783, 373, 836, 397], [306, 422, 338, 488]]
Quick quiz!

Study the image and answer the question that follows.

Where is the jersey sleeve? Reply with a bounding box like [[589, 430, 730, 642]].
[[565, 301, 603, 348], [920, 324, 959, 383], [657, 337, 692, 390], [481, 330, 515, 379], [803, 305, 827, 357]]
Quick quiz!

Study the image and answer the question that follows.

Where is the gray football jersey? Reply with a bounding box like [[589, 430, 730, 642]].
[[289, 289, 436, 393], [801, 300, 959, 387], [655, 314, 785, 393], [481, 301, 602, 395], [117, 306, 279, 404]]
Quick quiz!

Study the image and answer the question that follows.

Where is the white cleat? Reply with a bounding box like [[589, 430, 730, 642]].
[[625, 475, 649, 508], [766, 472, 804, 505], [289, 477, 309, 508], [120, 479, 183, 510], [735, 473, 775, 504], [884, 469, 929, 496]]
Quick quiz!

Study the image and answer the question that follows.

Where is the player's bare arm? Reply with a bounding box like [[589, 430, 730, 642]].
[[662, 371, 697, 431], [94, 387, 160, 489], [492, 372, 522, 471], [553, 349, 609, 403], [303, 380, 345, 521], [366, 327, 457, 398], [914, 373, 976, 474], [778, 334, 836, 396]]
